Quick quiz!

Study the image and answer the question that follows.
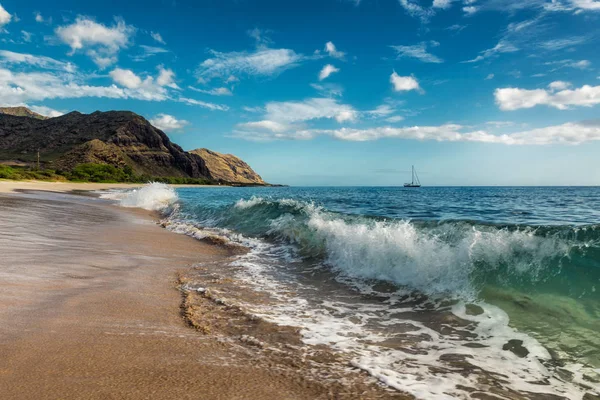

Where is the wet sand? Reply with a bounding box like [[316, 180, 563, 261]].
[[0, 187, 399, 399], [0, 180, 213, 194]]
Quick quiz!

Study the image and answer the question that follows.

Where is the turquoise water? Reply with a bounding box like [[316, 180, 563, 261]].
[[115, 185, 600, 398]]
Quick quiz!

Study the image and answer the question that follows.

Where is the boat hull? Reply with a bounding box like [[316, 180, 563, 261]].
[[403, 184, 421, 188]]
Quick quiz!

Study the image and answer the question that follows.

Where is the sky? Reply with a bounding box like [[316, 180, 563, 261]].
[[0, 0, 599, 186]]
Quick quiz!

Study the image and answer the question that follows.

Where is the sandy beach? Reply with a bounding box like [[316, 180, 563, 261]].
[[0, 182, 399, 399]]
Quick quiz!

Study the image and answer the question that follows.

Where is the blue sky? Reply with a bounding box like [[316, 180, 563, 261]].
[[0, 0, 599, 185]]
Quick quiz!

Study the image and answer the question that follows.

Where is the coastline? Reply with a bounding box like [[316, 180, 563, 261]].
[[0, 184, 400, 399], [0, 180, 218, 194]]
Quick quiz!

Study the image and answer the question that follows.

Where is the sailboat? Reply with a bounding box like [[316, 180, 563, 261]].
[[404, 165, 421, 187]]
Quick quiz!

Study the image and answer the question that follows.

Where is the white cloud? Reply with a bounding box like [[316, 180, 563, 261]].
[[132, 45, 169, 61], [109, 68, 142, 89], [485, 73, 495, 80], [319, 64, 340, 81], [235, 120, 600, 145], [463, 5, 478, 14], [178, 97, 229, 111], [188, 86, 233, 96], [150, 31, 165, 44], [325, 41, 345, 59], [0, 50, 76, 72], [156, 66, 178, 88], [238, 120, 289, 133], [55, 17, 135, 68], [390, 42, 443, 63], [21, 31, 32, 42], [247, 28, 273, 48], [234, 98, 359, 140], [196, 48, 305, 82], [34, 12, 49, 24], [539, 36, 587, 51], [495, 82, 600, 110], [264, 98, 357, 124], [464, 41, 519, 63], [29, 105, 64, 118], [433, 0, 453, 9], [0, 62, 227, 112], [0, 4, 11, 27], [390, 71, 421, 92], [108, 66, 181, 99], [310, 82, 343, 97], [149, 113, 189, 132], [397, 0, 435, 22], [386, 115, 405, 123], [548, 81, 571, 91], [0, 68, 126, 105], [366, 104, 395, 117], [545, 59, 591, 70]]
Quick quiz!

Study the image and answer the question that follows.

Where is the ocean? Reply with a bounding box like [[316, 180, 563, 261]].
[[103, 184, 600, 399]]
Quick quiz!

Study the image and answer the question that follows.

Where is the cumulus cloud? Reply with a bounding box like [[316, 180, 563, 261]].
[[234, 98, 358, 140], [495, 82, 600, 110], [196, 48, 305, 82], [390, 42, 443, 63], [548, 81, 571, 91], [264, 98, 357, 124], [188, 86, 233, 96], [390, 71, 421, 92], [156, 66, 178, 88], [0, 52, 231, 114], [55, 17, 135, 68], [107, 66, 184, 100], [109, 68, 142, 89], [319, 64, 340, 80], [0, 4, 11, 28], [324, 41, 345, 59], [149, 113, 189, 132]]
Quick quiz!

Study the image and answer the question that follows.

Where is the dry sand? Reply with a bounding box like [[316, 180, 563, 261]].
[[0, 185, 401, 399]]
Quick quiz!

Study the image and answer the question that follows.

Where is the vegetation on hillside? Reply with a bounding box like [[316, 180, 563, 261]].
[[0, 163, 214, 185]]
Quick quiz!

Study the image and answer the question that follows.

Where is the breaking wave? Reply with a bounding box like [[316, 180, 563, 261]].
[[175, 196, 600, 300], [100, 182, 178, 211]]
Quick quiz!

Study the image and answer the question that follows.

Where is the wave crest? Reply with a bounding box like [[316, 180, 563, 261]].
[[101, 183, 178, 211]]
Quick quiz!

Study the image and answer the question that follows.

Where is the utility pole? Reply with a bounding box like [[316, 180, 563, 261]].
[[37, 149, 40, 170]]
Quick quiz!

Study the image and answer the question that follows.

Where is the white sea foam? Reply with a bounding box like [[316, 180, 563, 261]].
[[156, 196, 599, 398], [234, 196, 265, 209], [267, 206, 574, 299], [100, 182, 178, 211]]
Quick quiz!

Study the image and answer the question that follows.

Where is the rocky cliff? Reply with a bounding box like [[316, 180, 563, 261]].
[[0, 107, 48, 120], [190, 148, 265, 185], [0, 109, 266, 184]]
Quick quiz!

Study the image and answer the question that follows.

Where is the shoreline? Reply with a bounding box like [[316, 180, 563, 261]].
[[0, 180, 220, 194], [0, 185, 399, 399]]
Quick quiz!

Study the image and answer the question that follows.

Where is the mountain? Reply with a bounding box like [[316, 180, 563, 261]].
[[189, 148, 265, 185], [0, 107, 48, 120], [0, 108, 266, 184]]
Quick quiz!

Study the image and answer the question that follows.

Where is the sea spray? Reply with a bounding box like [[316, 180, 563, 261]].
[[101, 182, 178, 211]]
